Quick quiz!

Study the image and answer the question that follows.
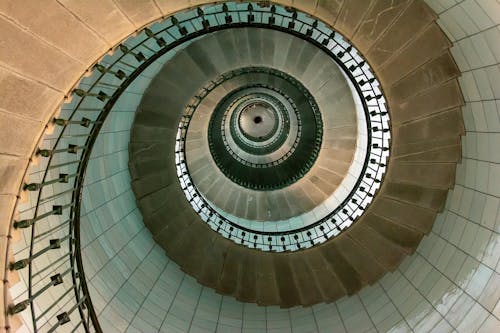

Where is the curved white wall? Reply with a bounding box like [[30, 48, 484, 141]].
[[6, 1, 500, 332]]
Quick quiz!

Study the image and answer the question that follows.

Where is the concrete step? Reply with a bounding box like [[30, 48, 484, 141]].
[[386, 161, 458, 190], [390, 79, 464, 124], [379, 23, 452, 86], [335, 0, 377, 39], [290, 255, 323, 307], [369, 196, 437, 234], [319, 243, 363, 295], [352, 0, 413, 52], [235, 251, 258, 303], [273, 255, 301, 308], [216, 245, 242, 296], [381, 182, 448, 211], [255, 254, 281, 306], [347, 222, 409, 271], [363, 213, 424, 255], [301, 251, 346, 302], [131, 169, 176, 199], [387, 52, 461, 105], [392, 108, 464, 155], [393, 144, 461, 164], [197, 237, 230, 290], [332, 235, 386, 285], [366, 0, 436, 67]]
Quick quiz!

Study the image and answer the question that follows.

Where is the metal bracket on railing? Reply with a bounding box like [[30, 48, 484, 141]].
[[74, 89, 109, 101], [94, 64, 126, 80], [119, 44, 145, 62]]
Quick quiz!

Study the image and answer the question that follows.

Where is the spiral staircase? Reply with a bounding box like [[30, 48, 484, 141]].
[[0, 1, 499, 332]]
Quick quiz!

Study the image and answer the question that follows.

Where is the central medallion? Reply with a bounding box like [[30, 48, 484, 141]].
[[239, 101, 277, 141], [205, 68, 323, 191]]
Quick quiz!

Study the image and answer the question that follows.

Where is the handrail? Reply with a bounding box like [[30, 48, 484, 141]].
[[4, 2, 391, 331]]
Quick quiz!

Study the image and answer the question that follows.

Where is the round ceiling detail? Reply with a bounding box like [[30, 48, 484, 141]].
[[238, 101, 276, 140], [201, 67, 323, 191]]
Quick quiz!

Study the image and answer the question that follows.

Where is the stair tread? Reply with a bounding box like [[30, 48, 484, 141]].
[[319, 242, 363, 295], [335, 0, 376, 39], [367, 0, 436, 67], [198, 236, 230, 290], [363, 213, 424, 254], [333, 235, 386, 285], [386, 161, 457, 190], [235, 251, 258, 303], [353, 0, 413, 52], [273, 255, 301, 308], [379, 23, 452, 85], [369, 196, 436, 234], [289, 255, 323, 306], [347, 221, 409, 271], [393, 144, 461, 164], [390, 80, 464, 124], [216, 245, 242, 296], [255, 255, 280, 306], [301, 251, 346, 301], [388, 52, 461, 103], [381, 182, 448, 211]]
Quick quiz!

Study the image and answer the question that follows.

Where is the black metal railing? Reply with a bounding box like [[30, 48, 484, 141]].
[[4, 2, 390, 331]]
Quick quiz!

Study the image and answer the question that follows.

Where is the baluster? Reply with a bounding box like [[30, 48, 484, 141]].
[[14, 204, 70, 229], [37, 144, 82, 157], [73, 89, 109, 101], [93, 64, 126, 79], [24, 173, 71, 191], [119, 44, 146, 62], [144, 27, 166, 47], [171, 16, 188, 36]]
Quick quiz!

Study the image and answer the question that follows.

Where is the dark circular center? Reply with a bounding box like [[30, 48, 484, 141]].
[[254, 116, 263, 124]]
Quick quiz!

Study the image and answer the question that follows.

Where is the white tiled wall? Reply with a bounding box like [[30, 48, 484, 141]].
[[18, 0, 500, 332]]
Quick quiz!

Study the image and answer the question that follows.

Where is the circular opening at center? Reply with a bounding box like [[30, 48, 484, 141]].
[[238, 101, 277, 139]]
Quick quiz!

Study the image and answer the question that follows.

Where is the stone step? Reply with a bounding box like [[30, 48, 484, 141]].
[[149, 202, 194, 236], [369, 196, 437, 234], [255, 254, 281, 306], [347, 221, 409, 271], [153, 207, 198, 253], [235, 250, 258, 303], [393, 144, 461, 164], [386, 161, 458, 190], [131, 169, 176, 199], [335, 0, 377, 39], [387, 52, 461, 105], [379, 23, 452, 86], [366, 0, 437, 68], [331, 235, 386, 285], [363, 213, 424, 255], [390, 79, 464, 124], [137, 184, 181, 217], [216, 244, 243, 296], [301, 250, 346, 302], [273, 255, 301, 308], [381, 182, 448, 211], [319, 242, 363, 295], [162, 213, 205, 265], [129, 123, 176, 144], [392, 108, 464, 156], [176, 222, 218, 278], [352, 0, 413, 52], [197, 236, 230, 290], [289, 255, 323, 307]]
